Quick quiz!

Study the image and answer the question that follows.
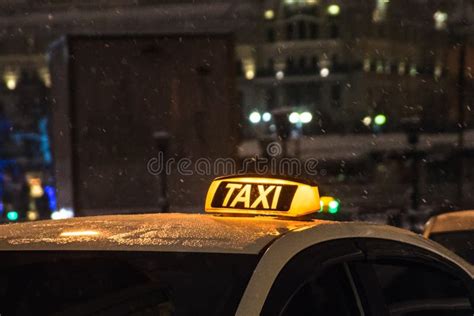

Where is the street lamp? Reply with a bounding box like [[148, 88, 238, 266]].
[[262, 112, 272, 122], [362, 116, 372, 126], [450, 0, 474, 206], [374, 114, 387, 126], [289, 112, 300, 124], [300, 112, 313, 124], [327, 4, 340, 16], [320, 67, 330, 77], [275, 70, 285, 80], [249, 111, 261, 124]]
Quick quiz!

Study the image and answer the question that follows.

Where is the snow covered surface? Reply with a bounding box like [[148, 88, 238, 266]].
[[0, 213, 326, 254], [238, 130, 474, 160], [426, 210, 474, 234]]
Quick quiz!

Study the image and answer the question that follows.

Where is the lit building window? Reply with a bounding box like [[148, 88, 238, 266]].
[[466, 66, 472, 78], [376, 60, 384, 74], [245, 69, 255, 80], [285, 0, 319, 5], [4, 69, 18, 90], [409, 64, 417, 77], [384, 61, 391, 74], [327, 4, 340, 16], [27, 177, 44, 198], [38, 67, 51, 87], [243, 60, 256, 80], [264, 9, 274, 20], [363, 58, 371, 72], [434, 11, 448, 30], [434, 64, 443, 79], [373, 0, 388, 23], [398, 62, 406, 75]]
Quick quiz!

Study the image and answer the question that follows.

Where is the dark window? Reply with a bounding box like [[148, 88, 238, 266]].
[[265, 88, 276, 109], [286, 23, 294, 40], [353, 260, 473, 316], [331, 84, 341, 100], [261, 240, 363, 316], [309, 22, 319, 39], [287, 84, 303, 105], [236, 59, 243, 76], [299, 56, 307, 70], [391, 62, 398, 74], [0, 251, 258, 316], [298, 20, 306, 39], [311, 55, 319, 68], [266, 28, 275, 42], [280, 264, 359, 316], [427, 160, 457, 184], [267, 58, 275, 71], [330, 24, 339, 38], [286, 57, 295, 71]]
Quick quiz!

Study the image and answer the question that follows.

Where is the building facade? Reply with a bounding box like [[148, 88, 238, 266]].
[[236, 0, 473, 137], [0, 0, 473, 220]]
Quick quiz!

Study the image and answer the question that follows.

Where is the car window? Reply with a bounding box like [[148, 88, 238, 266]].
[[430, 231, 474, 264], [261, 240, 364, 316], [0, 251, 258, 316], [281, 264, 361, 316], [358, 260, 473, 316]]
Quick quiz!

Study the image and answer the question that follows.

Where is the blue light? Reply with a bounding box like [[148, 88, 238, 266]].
[[39, 118, 52, 164], [44, 185, 57, 211]]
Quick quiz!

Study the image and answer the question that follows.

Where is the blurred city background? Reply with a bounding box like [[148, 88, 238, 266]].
[[0, 0, 473, 231]]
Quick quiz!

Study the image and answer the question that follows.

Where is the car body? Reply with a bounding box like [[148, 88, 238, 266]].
[[0, 212, 473, 315], [424, 210, 474, 264]]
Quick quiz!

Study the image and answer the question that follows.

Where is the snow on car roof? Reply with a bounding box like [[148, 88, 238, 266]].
[[0, 213, 325, 254], [424, 210, 474, 236]]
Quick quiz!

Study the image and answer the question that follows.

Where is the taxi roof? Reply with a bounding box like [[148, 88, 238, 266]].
[[0, 213, 324, 254], [424, 210, 474, 236]]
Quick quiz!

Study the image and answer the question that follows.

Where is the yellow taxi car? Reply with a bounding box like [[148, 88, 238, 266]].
[[424, 210, 474, 265], [0, 175, 473, 315]]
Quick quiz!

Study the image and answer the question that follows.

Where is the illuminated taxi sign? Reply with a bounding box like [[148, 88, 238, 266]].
[[205, 175, 320, 217]]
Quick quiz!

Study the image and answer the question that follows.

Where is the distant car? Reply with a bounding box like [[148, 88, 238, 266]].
[[424, 210, 474, 264], [0, 175, 473, 316]]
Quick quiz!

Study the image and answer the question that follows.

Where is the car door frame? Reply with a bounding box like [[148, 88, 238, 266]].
[[259, 239, 367, 315], [350, 238, 474, 314], [235, 222, 474, 316]]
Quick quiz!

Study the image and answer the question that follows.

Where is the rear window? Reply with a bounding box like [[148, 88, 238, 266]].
[[0, 251, 258, 316], [430, 231, 474, 264]]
